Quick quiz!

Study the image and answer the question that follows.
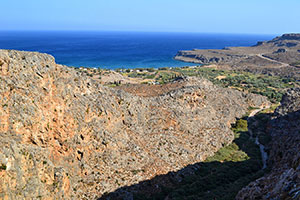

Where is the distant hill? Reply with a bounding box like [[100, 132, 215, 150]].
[[175, 33, 300, 78]]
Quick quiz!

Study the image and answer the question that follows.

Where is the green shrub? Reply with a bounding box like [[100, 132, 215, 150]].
[[234, 119, 248, 132], [0, 164, 6, 170]]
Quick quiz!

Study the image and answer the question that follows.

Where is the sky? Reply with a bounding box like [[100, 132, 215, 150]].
[[1, 0, 300, 34]]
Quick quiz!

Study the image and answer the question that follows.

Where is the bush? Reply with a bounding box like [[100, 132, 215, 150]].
[[234, 119, 248, 131], [146, 68, 155, 72], [158, 67, 168, 70], [0, 164, 6, 170]]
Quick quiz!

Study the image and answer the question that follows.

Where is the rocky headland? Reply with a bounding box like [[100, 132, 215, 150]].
[[0, 50, 269, 199], [175, 33, 300, 78]]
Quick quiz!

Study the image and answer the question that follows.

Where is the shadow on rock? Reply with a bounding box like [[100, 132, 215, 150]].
[[98, 119, 271, 200]]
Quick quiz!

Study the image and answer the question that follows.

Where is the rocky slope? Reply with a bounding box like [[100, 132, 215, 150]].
[[236, 88, 300, 200], [175, 34, 300, 78], [0, 50, 269, 199]]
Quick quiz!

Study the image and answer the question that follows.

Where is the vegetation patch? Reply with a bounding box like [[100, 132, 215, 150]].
[[0, 164, 7, 171], [171, 67, 297, 103], [118, 66, 298, 103]]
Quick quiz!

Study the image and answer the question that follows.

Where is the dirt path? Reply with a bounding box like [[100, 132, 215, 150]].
[[248, 107, 264, 117], [248, 106, 270, 169], [256, 54, 290, 67]]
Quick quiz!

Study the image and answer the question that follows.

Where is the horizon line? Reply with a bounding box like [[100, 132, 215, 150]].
[[0, 29, 280, 36]]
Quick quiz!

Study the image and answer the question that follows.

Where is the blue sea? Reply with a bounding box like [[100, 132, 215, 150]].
[[0, 31, 275, 69]]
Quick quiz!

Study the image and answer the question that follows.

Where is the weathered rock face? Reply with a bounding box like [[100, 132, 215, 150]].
[[236, 88, 300, 200], [0, 50, 268, 199]]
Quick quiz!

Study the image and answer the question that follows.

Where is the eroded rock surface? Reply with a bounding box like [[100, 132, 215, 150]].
[[0, 50, 268, 199]]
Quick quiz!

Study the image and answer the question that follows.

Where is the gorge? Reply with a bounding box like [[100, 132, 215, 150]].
[[0, 34, 300, 200]]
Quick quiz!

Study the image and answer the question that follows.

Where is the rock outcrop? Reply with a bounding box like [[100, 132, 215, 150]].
[[0, 50, 268, 199], [236, 88, 300, 200], [271, 33, 300, 42]]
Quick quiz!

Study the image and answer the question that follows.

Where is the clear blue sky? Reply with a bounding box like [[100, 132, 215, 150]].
[[1, 0, 299, 34]]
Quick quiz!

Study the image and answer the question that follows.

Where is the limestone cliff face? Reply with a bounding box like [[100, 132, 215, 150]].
[[0, 50, 268, 199], [236, 88, 300, 200]]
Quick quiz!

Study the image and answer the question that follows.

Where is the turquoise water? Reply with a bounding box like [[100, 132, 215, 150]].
[[0, 31, 274, 69]]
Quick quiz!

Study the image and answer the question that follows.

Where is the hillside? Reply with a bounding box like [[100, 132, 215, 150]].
[[0, 50, 269, 199]]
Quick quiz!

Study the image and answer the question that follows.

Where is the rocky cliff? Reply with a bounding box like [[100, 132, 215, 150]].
[[236, 88, 300, 200], [0, 50, 269, 199]]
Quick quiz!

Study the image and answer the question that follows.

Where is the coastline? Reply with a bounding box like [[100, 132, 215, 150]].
[[0, 31, 274, 69]]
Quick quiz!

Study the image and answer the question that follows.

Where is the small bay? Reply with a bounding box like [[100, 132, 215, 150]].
[[0, 31, 274, 69]]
